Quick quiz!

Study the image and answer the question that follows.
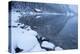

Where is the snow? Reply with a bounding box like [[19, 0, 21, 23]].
[[31, 44, 46, 52], [41, 41, 55, 49], [11, 11, 21, 26], [11, 24, 43, 52], [29, 12, 34, 15], [34, 8, 42, 12], [42, 37, 46, 40], [55, 46, 63, 51], [11, 11, 44, 52], [11, 27, 24, 53], [36, 16, 41, 19]]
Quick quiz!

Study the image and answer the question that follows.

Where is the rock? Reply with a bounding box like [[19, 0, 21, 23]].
[[17, 28, 39, 52], [34, 8, 42, 12], [41, 41, 55, 49], [12, 24, 42, 52], [11, 11, 21, 26], [36, 16, 41, 19], [55, 46, 63, 51], [42, 37, 46, 40], [31, 44, 46, 52]]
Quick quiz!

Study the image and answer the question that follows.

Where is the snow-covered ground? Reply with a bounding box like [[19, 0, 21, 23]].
[[11, 11, 47, 53], [41, 41, 55, 49]]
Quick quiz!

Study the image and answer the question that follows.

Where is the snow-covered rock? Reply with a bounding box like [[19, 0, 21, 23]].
[[34, 8, 42, 12], [25, 26, 32, 31], [42, 37, 46, 40], [11, 11, 21, 26], [11, 24, 43, 52], [55, 46, 63, 51], [17, 29, 40, 52], [36, 16, 41, 19], [31, 44, 46, 52], [11, 11, 45, 53], [11, 26, 25, 53], [41, 41, 55, 49]]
